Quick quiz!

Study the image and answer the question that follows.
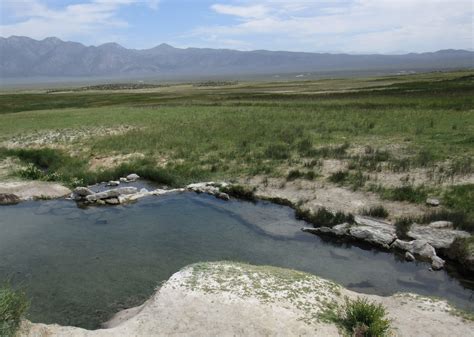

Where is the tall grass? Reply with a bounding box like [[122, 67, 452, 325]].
[[0, 284, 28, 337], [341, 297, 391, 337]]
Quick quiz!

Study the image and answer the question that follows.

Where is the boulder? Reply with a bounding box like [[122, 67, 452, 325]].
[[348, 216, 397, 248], [408, 224, 470, 249], [126, 173, 140, 182], [392, 239, 436, 259], [0, 193, 20, 205], [426, 198, 440, 207], [107, 181, 120, 186], [120, 177, 128, 183]]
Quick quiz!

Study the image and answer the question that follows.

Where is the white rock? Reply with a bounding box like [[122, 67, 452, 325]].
[[426, 198, 440, 207], [120, 177, 128, 183], [126, 173, 140, 181], [392, 239, 436, 259], [107, 181, 120, 186]]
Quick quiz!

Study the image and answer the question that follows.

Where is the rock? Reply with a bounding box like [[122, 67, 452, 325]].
[[105, 198, 120, 205], [126, 173, 140, 182], [392, 239, 436, 259], [405, 252, 415, 262], [349, 216, 397, 248], [426, 198, 440, 207], [120, 177, 128, 183], [217, 192, 230, 201], [107, 181, 120, 186], [431, 256, 445, 270], [140, 188, 149, 193], [302, 223, 350, 237], [73, 187, 94, 197], [0, 193, 20, 205], [96, 200, 106, 205], [428, 221, 453, 229], [408, 224, 470, 249], [446, 237, 474, 275]]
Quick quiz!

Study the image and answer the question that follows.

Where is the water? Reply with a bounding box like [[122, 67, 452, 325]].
[[0, 191, 473, 329]]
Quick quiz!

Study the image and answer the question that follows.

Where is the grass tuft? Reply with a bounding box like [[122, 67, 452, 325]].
[[295, 207, 354, 228], [0, 284, 29, 337], [220, 185, 256, 201], [341, 297, 390, 337], [361, 205, 389, 218], [395, 217, 413, 240]]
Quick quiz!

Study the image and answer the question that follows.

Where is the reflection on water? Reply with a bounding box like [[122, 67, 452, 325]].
[[0, 191, 472, 329]]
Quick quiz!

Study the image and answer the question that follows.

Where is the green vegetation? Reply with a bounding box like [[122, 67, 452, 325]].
[[220, 185, 256, 201], [0, 284, 29, 337], [395, 217, 412, 240], [340, 297, 391, 337], [0, 71, 472, 216], [295, 207, 354, 228], [361, 205, 389, 218], [370, 185, 429, 204]]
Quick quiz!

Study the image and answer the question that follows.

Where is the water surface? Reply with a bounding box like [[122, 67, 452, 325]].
[[0, 191, 472, 329]]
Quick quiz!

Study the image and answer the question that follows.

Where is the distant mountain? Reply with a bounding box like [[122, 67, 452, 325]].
[[0, 36, 473, 79]]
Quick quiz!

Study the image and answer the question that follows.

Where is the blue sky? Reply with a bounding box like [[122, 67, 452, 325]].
[[1, 0, 472, 53]]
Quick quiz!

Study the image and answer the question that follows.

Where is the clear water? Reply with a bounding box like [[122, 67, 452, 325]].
[[0, 191, 473, 329]]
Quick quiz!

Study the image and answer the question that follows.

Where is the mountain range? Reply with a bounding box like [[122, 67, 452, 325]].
[[0, 36, 473, 80]]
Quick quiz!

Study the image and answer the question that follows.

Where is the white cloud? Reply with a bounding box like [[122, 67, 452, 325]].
[[211, 4, 269, 19], [202, 0, 473, 53], [0, 0, 160, 43]]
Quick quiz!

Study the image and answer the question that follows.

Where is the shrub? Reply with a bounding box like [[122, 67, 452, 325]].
[[362, 205, 389, 218], [419, 210, 473, 233], [395, 217, 413, 240], [295, 207, 354, 228], [341, 297, 390, 337], [221, 185, 256, 201], [0, 285, 29, 337]]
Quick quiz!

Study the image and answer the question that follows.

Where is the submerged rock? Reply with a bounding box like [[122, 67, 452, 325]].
[[0, 193, 20, 205]]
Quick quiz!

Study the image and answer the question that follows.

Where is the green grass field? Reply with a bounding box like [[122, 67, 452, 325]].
[[0, 71, 473, 221]]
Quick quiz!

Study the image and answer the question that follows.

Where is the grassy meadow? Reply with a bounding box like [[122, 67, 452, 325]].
[[0, 70, 473, 222]]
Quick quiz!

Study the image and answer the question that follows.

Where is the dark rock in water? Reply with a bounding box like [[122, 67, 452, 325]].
[[0, 193, 20, 205]]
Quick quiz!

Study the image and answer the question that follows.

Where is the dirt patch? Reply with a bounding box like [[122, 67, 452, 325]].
[[1, 126, 137, 148], [242, 176, 427, 220]]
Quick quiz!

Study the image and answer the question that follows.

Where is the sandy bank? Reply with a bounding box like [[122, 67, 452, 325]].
[[19, 262, 473, 337]]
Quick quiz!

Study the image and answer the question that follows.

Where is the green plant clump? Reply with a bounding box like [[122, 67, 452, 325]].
[[361, 205, 389, 218], [0, 285, 29, 337], [394, 217, 413, 240], [295, 207, 354, 228], [341, 297, 391, 337], [221, 185, 256, 201]]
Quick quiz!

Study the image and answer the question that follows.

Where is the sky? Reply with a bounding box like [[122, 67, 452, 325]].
[[0, 0, 473, 54]]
